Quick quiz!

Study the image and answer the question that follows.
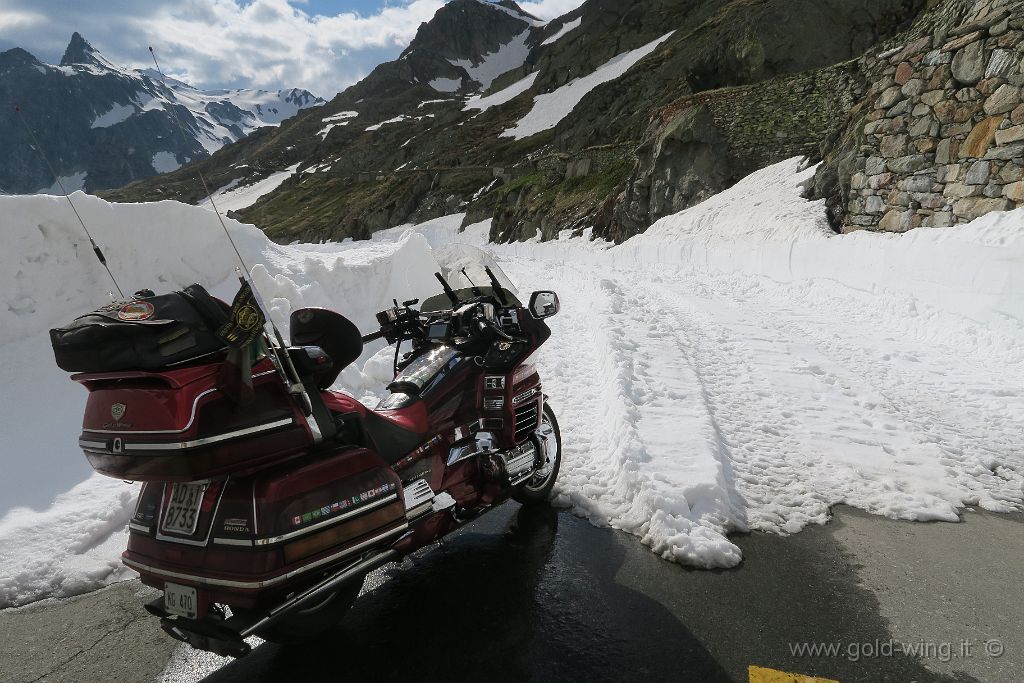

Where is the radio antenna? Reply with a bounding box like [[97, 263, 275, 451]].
[[147, 47, 251, 276], [147, 47, 318, 434], [14, 105, 125, 299]]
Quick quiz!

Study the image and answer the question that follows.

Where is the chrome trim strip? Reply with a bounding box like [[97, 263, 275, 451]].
[[253, 494, 399, 546], [123, 523, 408, 589], [82, 370, 276, 436], [212, 537, 254, 547], [129, 521, 153, 534], [100, 419, 294, 453], [405, 502, 433, 520], [511, 385, 541, 405]]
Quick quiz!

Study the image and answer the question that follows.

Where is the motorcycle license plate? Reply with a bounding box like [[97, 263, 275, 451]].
[[164, 582, 198, 619], [161, 482, 208, 535]]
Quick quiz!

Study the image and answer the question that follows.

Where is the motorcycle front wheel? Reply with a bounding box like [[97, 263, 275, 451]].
[[514, 402, 562, 505]]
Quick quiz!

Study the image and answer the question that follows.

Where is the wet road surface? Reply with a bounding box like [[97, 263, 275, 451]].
[[6, 504, 1020, 682], [168, 503, 1019, 683]]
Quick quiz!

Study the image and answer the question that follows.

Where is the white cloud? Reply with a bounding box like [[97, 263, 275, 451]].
[[518, 0, 583, 21], [0, 0, 446, 97], [0, 0, 586, 97]]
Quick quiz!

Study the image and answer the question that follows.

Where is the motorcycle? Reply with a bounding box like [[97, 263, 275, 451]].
[[51, 258, 560, 656]]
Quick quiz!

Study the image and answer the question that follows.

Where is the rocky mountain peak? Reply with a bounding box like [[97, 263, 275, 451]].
[[0, 47, 43, 70], [403, 0, 533, 63], [60, 32, 107, 67]]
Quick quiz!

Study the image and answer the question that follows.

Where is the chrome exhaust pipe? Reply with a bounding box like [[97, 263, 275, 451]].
[[239, 549, 400, 638]]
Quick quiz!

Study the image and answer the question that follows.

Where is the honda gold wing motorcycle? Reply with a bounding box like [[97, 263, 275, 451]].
[[50, 259, 561, 657]]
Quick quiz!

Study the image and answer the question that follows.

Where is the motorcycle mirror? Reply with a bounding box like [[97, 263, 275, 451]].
[[528, 291, 560, 319]]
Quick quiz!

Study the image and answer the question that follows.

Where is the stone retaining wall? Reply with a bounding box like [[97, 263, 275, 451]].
[[842, 0, 1024, 231]]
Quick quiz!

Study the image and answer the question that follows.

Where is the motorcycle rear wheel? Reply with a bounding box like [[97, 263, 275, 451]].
[[254, 576, 363, 644], [514, 402, 561, 505]]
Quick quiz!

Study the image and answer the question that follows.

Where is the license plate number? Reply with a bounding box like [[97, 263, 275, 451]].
[[164, 582, 198, 619], [161, 482, 208, 535]]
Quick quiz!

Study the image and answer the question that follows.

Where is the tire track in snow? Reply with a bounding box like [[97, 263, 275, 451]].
[[502, 248, 1023, 567], [504, 260, 745, 567], [648, 270, 1023, 520], [716, 278, 1024, 514]]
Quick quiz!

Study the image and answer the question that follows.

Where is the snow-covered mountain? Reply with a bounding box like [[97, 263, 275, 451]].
[[0, 33, 325, 194]]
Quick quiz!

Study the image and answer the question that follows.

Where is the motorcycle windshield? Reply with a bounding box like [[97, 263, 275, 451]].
[[421, 246, 521, 312]]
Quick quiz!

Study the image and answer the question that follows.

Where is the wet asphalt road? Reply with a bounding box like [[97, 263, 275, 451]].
[[178, 503, 1020, 683], [6, 503, 1021, 683]]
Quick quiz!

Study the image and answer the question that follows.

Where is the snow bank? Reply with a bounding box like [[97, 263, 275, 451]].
[[618, 158, 1024, 330], [0, 476, 138, 609], [502, 31, 674, 139]]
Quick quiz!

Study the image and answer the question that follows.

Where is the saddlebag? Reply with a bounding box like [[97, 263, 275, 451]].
[[50, 284, 230, 373], [74, 358, 315, 482]]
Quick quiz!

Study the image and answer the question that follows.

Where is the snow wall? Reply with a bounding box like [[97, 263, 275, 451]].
[[502, 158, 1024, 334]]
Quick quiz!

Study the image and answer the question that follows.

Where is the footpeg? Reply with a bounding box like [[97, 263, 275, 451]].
[[431, 491, 456, 512], [403, 479, 435, 519]]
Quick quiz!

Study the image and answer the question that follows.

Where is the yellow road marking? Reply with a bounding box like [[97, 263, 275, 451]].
[[748, 665, 839, 683]]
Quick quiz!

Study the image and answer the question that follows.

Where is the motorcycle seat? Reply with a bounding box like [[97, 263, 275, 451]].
[[362, 410, 426, 465]]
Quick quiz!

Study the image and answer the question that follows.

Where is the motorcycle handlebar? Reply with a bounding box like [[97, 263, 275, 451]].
[[361, 330, 387, 343]]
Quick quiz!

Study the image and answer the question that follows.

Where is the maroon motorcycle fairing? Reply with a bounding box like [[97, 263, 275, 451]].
[[65, 284, 557, 653]]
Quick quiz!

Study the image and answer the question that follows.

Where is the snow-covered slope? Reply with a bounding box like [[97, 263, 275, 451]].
[[502, 31, 675, 139], [136, 70, 325, 153], [2, 159, 1022, 606], [0, 34, 324, 194]]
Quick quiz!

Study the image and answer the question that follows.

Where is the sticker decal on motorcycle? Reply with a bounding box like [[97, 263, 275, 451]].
[[117, 301, 156, 321], [291, 483, 398, 526]]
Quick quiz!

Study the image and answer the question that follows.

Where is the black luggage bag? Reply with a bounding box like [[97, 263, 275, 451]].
[[50, 284, 230, 373]]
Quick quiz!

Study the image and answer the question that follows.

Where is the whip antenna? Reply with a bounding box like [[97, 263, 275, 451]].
[[147, 47, 250, 276], [148, 47, 320, 436], [14, 105, 125, 299]]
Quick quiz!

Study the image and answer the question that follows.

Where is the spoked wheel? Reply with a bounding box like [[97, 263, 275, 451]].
[[514, 402, 562, 505], [253, 575, 364, 645]]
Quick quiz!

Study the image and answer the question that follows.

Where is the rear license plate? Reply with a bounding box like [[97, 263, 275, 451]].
[[164, 582, 198, 619], [161, 482, 208, 535]]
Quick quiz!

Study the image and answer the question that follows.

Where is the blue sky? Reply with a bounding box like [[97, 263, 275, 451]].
[[0, 0, 582, 97]]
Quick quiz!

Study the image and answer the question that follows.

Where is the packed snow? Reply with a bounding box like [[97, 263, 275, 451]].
[[2, 157, 1022, 612], [464, 72, 538, 112], [321, 111, 358, 123], [198, 163, 300, 213], [151, 151, 180, 174], [541, 17, 582, 45], [89, 102, 134, 129], [450, 30, 532, 91], [503, 31, 675, 139], [429, 77, 463, 93], [39, 171, 87, 196], [366, 115, 412, 131]]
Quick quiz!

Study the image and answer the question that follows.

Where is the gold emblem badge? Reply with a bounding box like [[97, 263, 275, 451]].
[[111, 403, 127, 421]]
